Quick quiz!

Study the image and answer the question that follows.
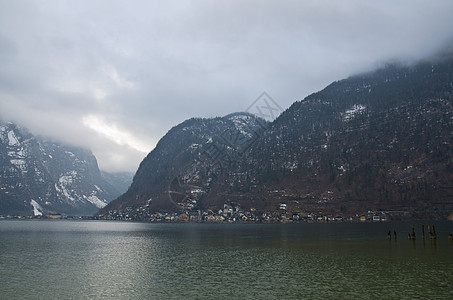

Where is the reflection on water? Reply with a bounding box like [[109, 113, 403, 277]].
[[1, 220, 453, 299]]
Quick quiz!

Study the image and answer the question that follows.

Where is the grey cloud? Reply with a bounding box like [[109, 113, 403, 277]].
[[1, 0, 453, 172]]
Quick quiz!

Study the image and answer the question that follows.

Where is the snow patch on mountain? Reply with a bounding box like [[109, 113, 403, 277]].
[[7, 130, 20, 146], [85, 194, 107, 208], [10, 159, 27, 172], [341, 104, 366, 121], [30, 200, 43, 216]]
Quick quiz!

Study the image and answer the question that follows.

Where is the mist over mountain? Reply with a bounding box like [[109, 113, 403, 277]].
[[0, 122, 122, 216], [101, 171, 134, 197], [99, 54, 453, 220]]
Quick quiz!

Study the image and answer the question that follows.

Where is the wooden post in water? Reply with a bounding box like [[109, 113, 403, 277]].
[[388, 230, 391, 239], [411, 224, 416, 240], [432, 225, 437, 239], [394, 230, 397, 240], [422, 225, 425, 239], [428, 224, 433, 239]]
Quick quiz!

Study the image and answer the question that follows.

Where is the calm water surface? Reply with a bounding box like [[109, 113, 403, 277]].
[[1, 220, 453, 299]]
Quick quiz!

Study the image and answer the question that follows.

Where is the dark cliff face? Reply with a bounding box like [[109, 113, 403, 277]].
[[99, 55, 453, 219], [0, 122, 119, 216]]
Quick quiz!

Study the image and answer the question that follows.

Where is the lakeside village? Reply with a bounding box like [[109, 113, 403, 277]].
[[97, 203, 408, 223], [1, 203, 413, 223]]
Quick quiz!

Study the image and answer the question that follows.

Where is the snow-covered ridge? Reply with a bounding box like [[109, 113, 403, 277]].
[[224, 112, 267, 139]]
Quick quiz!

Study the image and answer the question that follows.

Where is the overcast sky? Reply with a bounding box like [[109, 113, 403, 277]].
[[1, 0, 453, 173]]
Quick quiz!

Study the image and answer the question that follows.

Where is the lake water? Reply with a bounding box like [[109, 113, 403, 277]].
[[1, 220, 453, 299]]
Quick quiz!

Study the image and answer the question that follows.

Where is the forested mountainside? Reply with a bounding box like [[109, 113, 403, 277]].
[[218, 57, 453, 218], [99, 55, 453, 220]]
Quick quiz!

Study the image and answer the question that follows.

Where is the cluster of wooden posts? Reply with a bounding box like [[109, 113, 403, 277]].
[[387, 225, 453, 240]]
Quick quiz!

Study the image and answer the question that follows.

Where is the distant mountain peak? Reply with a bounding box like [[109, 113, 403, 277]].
[[0, 120, 121, 216]]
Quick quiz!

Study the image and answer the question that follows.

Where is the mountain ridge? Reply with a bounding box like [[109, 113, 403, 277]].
[[100, 55, 453, 220], [100, 112, 268, 215]]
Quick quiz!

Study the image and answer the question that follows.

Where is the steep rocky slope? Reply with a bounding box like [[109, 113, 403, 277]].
[[0, 122, 119, 216]]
